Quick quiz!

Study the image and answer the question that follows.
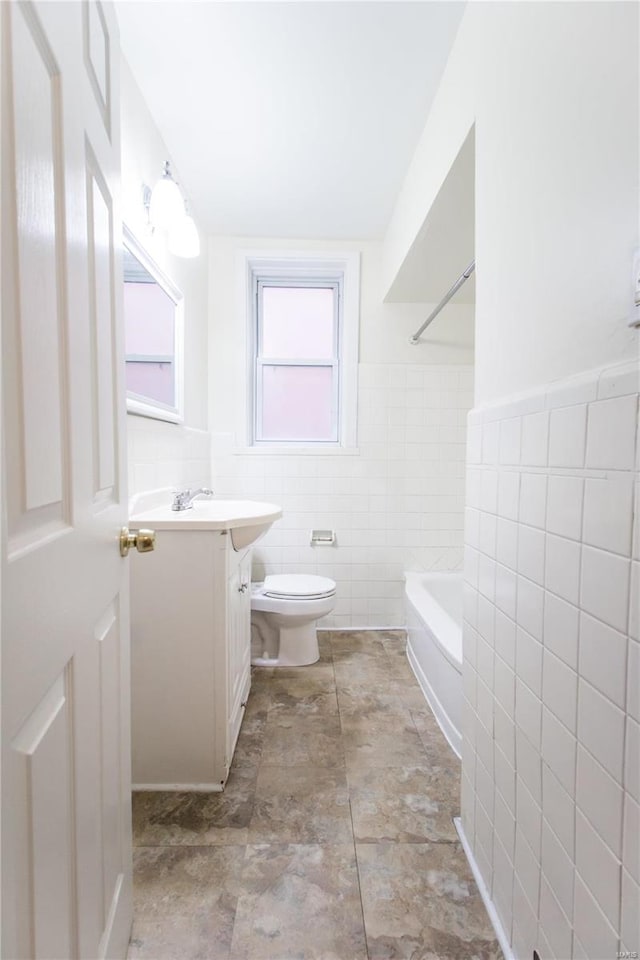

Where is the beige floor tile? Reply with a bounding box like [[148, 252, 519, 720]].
[[132, 768, 257, 846], [330, 633, 388, 658], [257, 659, 336, 682], [248, 764, 352, 844], [337, 684, 413, 721], [334, 657, 399, 687], [348, 764, 460, 843], [130, 630, 499, 960], [410, 708, 458, 766], [261, 713, 345, 767], [232, 694, 270, 771], [342, 715, 427, 769], [268, 677, 339, 716], [394, 680, 434, 712], [132, 845, 246, 958], [229, 844, 367, 960], [128, 915, 232, 960], [356, 842, 503, 959], [380, 635, 407, 655]]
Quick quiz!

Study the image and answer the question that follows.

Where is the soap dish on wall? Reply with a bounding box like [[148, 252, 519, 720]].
[[310, 529, 336, 546]]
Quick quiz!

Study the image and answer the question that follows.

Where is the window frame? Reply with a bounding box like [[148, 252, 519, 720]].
[[240, 251, 360, 452], [254, 277, 341, 444]]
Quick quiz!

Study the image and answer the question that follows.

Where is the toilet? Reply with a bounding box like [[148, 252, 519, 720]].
[[250, 574, 337, 667]]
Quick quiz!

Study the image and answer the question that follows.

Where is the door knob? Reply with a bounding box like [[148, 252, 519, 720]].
[[120, 527, 156, 558]]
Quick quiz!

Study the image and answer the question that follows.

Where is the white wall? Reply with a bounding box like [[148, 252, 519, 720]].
[[383, 4, 639, 959], [120, 59, 210, 496], [384, 2, 638, 407], [209, 236, 475, 625]]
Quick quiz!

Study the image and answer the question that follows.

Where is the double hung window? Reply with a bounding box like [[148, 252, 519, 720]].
[[254, 279, 340, 443], [245, 253, 359, 449]]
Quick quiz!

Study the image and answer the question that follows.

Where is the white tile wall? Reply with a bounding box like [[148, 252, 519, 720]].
[[573, 876, 618, 960], [580, 546, 630, 634], [548, 404, 587, 469], [585, 395, 638, 471], [546, 475, 583, 540], [541, 819, 574, 919], [543, 593, 579, 669], [521, 411, 549, 467], [212, 363, 473, 626], [546, 534, 581, 606], [127, 417, 211, 497], [583, 475, 634, 555], [621, 868, 640, 952], [575, 811, 620, 929], [623, 794, 639, 882], [579, 613, 628, 708], [576, 745, 624, 857], [539, 875, 572, 960], [461, 359, 639, 960], [542, 764, 574, 858]]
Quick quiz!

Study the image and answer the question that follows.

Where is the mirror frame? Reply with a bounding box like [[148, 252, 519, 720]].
[[123, 224, 185, 424]]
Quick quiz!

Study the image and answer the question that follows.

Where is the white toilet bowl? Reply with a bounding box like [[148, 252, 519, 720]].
[[250, 574, 336, 667]]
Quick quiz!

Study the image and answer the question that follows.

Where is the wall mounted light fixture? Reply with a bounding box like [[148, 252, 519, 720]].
[[143, 160, 200, 259], [149, 160, 183, 229], [168, 202, 200, 259]]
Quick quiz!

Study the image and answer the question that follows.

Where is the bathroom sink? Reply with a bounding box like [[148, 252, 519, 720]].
[[129, 497, 282, 550]]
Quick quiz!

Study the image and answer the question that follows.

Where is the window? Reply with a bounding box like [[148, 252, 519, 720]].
[[246, 254, 359, 448]]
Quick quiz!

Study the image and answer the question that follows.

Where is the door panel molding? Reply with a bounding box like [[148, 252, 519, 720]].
[[12, 668, 77, 960], [86, 137, 118, 507], [82, 1, 111, 140], [4, 2, 72, 553]]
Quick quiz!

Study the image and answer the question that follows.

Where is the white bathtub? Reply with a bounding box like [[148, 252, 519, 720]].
[[405, 572, 463, 758]]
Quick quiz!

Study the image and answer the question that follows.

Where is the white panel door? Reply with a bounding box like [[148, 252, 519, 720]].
[[1, 3, 133, 958]]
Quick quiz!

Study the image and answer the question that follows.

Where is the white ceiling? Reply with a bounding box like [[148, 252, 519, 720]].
[[116, 2, 465, 240]]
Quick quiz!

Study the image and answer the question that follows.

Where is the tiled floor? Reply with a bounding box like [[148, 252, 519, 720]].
[[129, 631, 503, 960]]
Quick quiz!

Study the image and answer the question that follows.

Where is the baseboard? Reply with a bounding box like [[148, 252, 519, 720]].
[[132, 782, 224, 792], [454, 818, 515, 960], [317, 624, 407, 632]]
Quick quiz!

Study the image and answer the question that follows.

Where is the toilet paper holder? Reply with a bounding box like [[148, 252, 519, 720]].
[[310, 529, 336, 546]]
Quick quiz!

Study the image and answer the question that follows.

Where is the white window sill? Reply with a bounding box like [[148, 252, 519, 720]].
[[233, 445, 360, 457]]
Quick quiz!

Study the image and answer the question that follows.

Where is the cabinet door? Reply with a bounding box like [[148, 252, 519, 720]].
[[226, 550, 252, 763]]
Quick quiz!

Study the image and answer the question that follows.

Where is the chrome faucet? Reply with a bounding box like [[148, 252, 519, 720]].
[[171, 488, 214, 511]]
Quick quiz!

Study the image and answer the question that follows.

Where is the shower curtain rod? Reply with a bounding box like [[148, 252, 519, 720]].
[[409, 259, 475, 345]]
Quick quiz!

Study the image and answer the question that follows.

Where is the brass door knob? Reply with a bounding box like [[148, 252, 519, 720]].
[[120, 527, 156, 558]]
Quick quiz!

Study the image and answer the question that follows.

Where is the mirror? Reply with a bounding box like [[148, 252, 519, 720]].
[[123, 225, 184, 423]]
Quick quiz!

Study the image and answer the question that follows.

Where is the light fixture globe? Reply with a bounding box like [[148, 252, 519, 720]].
[[168, 211, 200, 258], [149, 160, 183, 230]]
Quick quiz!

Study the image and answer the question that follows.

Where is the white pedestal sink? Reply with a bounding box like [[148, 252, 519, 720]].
[[129, 489, 282, 550]]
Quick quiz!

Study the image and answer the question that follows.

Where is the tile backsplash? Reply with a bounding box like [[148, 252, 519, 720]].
[[127, 416, 211, 499], [213, 363, 474, 627], [460, 359, 639, 960]]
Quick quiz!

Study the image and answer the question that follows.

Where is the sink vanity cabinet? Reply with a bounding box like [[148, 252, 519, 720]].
[[128, 494, 281, 790], [226, 546, 252, 764]]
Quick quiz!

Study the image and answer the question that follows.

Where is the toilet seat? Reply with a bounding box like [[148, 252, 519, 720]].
[[262, 574, 336, 600]]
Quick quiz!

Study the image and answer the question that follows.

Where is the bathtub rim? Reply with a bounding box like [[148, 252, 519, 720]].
[[406, 641, 462, 759], [404, 570, 463, 759], [404, 571, 462, 672]]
